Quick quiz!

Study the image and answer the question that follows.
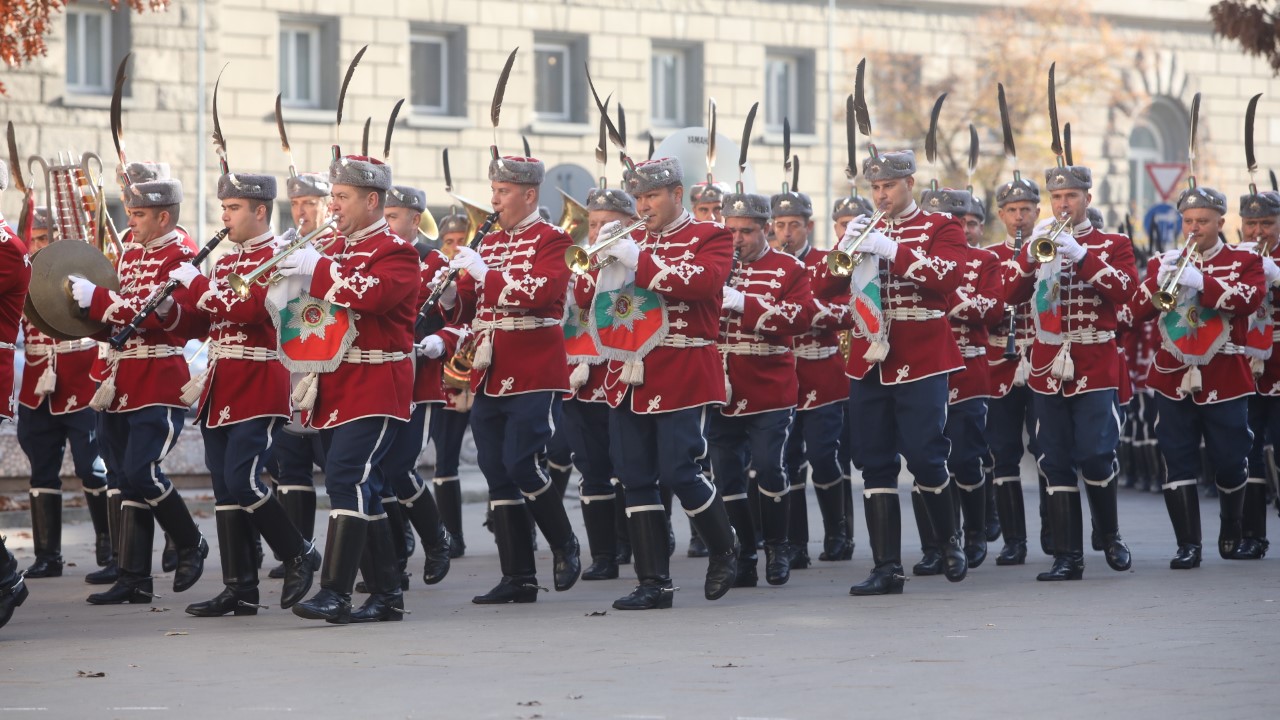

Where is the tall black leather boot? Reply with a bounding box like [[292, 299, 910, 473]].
[[994, 479, 1028, 565], [150, 491, 208, 593], [0, 536, 29, 630], [984, 465, 1002, 541], [1084, 478, 1131, 571], [579, 496, 619, 580], [24, 490, 64, 578], [689, 496, 739, 601], [1238, 479, 1270, 559], [85, 491, 123, 585], [401, 487, 452, 585], [186, 508, 261, 617], [248, 496, 320, 609], [351, 517, 406, 622], [88, 501, 155, 604], [612, 509, 674, 610], [760, 491, 792, 586], [269, 487, 317, 578], [612, 480, 631, 565], [723, 496, 758, 587], [84, 488, 112, 567], [293, 513, 368, 623], [850, 491, 905, 595], [910, 489, 942, 576], [787, 480, 811, 569], [957, 480, 988, 568], [920, 485, 967, 582], [473, 503, 540, 604], [1217, 484, 1247, 560], [815, 480, 851, 561], [1164, 482, 1202, 569], [432, 478, 465, 559], [525, 486, 581, 591], [1037, 490, 1085, 581]]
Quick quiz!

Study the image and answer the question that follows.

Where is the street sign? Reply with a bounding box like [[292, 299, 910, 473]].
[[1146, 163, 1187, 201], [1143, 202, 1181, 254]]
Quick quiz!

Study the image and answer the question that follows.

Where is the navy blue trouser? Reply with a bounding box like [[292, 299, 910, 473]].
[[1033, 390, 1121, 489], [708, 409, 793, 499], [562, 398, 614, 498], [945, 398, 988, 491], [430, 407, 470, 479], [609, 395, 717, 512], [380, 402, 439, 502], [98, 407, 185, 502], [784, 403, 844, 489], [1156, 395, 1251, 491], [319, 417, 400, 515], [470, 390, 560, 501], [848, 371, 952, 491], [203, 417, 282, 508], [987, 384, 1040, 482], [17, 403, 106, 491]]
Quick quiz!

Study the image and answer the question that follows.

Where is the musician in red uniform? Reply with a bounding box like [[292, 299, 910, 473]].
[[166, 172, 321, 617], [1241, 189, 1280, 559], [712, 190, 814, 587], [15, 208, 110, 581], [1003, 164, 1137, 581], [821, 150, 970, 596], [0, 157, 33, 629], [279, 155, 421, 624], [378, 184, 457, 587], [67, 177, 209, 605], [985, 178, 1043, 565], [450, 155, 582, 604], [773, 189, 853, 566], [1130, 185, 1265, 568]]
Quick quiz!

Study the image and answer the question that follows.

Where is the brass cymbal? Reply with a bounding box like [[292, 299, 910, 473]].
[[28, 240, 120, 340]]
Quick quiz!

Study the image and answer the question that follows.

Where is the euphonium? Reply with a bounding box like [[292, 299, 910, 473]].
[[227, 217, 339, 298], [1153, 232, 1198, 313], [564, 215, 651, 275], [827, 210, 888, 277], [1030, 213, 1073, 263]]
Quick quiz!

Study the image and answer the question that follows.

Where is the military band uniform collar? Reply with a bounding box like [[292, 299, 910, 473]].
[[650, 209, 693, 237], [890, 202, 920, 224], [346, 217, 389, 246]]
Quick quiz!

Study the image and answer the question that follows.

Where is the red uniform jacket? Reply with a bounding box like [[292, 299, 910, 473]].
[[719, 247, 814, 416], [18, 323, 97, 415], [986, 237, 1037, 398], [306, 219, 420, 429], [575, 211, 733, 414], [0, 222, 30, 420], [814, 204, 967, 385], [947, 245, 1003, 403], [414, 249, 467, 405], [175, 231, 291, 427], [792, 244, 855, 411], [88, 230, 195, 412], [456, 212, 572, 397], [1131, 242, 1265, 404], [1003, 222, 1138, 397]]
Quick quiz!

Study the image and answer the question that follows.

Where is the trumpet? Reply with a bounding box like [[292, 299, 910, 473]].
[[565, 216, 651, 275], [227, 218, 339, 298], [1153, 232, 1198, 313], [827, 210, 888, 277], [1030, 214, 1074, 263]]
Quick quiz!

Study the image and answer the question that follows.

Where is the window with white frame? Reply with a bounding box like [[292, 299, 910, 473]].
[[535, 42, 572, 122], [411, 32, 449, 114], [279, 23, 322, 108], [66, 4, 113, 94], [652, 48, 687, 127], [764, 54, 799, 132]]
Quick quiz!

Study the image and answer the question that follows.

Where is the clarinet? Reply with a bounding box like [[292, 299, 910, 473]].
[[1002, 227, 1024, 360], [415, 211, 499, 340], [109, 227, 230, 350]]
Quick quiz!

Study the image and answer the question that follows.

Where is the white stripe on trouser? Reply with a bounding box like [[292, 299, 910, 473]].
[[626, 504, 665, 518], [148, 411, 182, 501], [355, 418, 390, 516], [244, 417, 280, 512]]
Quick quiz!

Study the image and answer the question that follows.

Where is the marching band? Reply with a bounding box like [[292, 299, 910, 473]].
[[5, 53, 1280, 633]]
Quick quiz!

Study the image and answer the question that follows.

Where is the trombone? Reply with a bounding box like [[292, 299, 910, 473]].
[[1153, 232, 1197, 312], [827, 210, 888, 277], [1030, 213, 1074, 263], [564, 216, 651, 275], [227, 218, 339, 298]]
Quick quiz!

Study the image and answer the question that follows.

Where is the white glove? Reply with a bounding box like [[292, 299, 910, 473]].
[[416, 335, 445, 359], [68, 275, 96, 309], [169, 264, 200, 287], [1177, 264, 1204, 291], [1264, 257, 1280, 286], [156, 295, 175, 318], [861, 230, 897, 262], [1054, 232, 1086, 263], [277, 244, 321, 278], [430, 266, 458, 309], [599, 235, 640, 270], [450, 246, 489, 285], [840, 214, 872, 250], [722, 286, 745, 313]]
